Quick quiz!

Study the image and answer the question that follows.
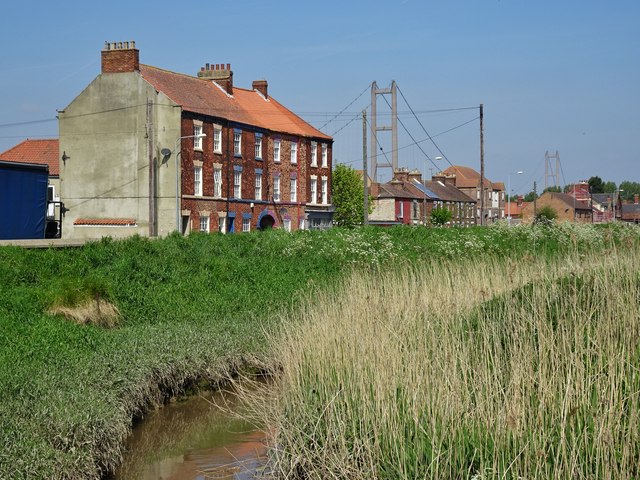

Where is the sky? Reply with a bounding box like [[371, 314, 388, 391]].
[[1, 0, 638, 194]]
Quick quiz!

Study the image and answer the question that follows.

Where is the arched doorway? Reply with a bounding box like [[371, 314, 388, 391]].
[[259, 214, 275, 230]]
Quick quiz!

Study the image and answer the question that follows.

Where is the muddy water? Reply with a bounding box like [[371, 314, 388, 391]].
[[112, 387, 268, 480]]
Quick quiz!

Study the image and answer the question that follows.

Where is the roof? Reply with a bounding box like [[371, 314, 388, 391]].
[[545, 192, 591, 210], [440, 165, 494, 189], [74, 218, 137, 226], [621, 203, 640, 215], [373, 182, 422, 200], [506, 201, 531, 216], [424, 180, 476, 203], [0, 139, 59, 176], [138, 65, 331, 141]]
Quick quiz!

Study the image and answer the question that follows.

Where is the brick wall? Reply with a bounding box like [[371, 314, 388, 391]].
[[178, 115, 332, 232]]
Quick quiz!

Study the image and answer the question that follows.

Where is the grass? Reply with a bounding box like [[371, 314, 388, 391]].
[[0, 222, 638, 478], [244, 232, 640, 479]]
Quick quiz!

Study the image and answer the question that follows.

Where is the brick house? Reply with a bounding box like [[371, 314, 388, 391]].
[[621, 195, 640, 224], [440, 165, 505, 224], [59, 42, 333, 239], [520, 191, 592, 223]]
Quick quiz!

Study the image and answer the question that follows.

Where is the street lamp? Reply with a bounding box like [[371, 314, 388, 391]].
[[174, 133, 206, 232], [507, 170, 523, 226], [424, 156, 442, 225]]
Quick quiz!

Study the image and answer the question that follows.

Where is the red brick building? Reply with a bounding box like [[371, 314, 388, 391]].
[[59, 42, 333, 239]]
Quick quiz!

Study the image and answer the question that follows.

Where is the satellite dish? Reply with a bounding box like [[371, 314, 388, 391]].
[[161, 148, 171, 157]]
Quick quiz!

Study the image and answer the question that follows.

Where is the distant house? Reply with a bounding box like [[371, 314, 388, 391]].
[[621, 195, 640, 224], [505, 196, 530, 225], [370, 176, 423, 226], [58, 41, 333, 239], [0, 139, 60, 220], [440, 165, 505, 224], [369, 168, 476, 227], [521, 192, 592, 223], [591, 193, 620, 223]]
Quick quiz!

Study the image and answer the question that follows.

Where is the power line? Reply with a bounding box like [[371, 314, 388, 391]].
[[396, 85, 458, 168], [338, 116, 478, 167], [379, 93, 441, 172], [317, 84, 372, 132]]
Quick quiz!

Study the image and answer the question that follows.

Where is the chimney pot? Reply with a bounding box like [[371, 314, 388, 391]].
[[131, 41, 135, 48], [634, 194, 639, 204], [227, 63, 230, 70], [205, 63, 209, 70]]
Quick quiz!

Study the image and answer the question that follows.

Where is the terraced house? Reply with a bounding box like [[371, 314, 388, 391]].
[[59, 42, 333, 239]]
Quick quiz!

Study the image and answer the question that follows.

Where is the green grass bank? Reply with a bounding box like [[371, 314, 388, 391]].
[[0, 223, 638, 479]]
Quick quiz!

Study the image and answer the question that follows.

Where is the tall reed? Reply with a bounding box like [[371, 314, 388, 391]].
[[249, 249, 640, 479]]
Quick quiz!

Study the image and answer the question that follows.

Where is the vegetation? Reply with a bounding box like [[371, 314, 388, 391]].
[[430, 206, 453, 226], [1, 224, 639, 478], [535, 205, 558, 224], [331, 164, 371, 227], [247, 239, 640, 479]]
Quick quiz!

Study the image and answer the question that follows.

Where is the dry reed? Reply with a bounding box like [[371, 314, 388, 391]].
[[246, 249, 640, 479]]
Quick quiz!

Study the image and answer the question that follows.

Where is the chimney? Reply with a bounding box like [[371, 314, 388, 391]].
[[392, 168, 410, 183], [432, 173, 446, 183], [198, 63, 233, 95], [443, 174, 456, 187], [408, 168, 422, 184], [101, 41, 139, 73], [635, 194, 639, 205], [252, 80, 268, 99], [517, 195, 524, 207]]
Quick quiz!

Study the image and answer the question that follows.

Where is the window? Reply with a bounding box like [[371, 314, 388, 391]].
[[242, 217, 251, 232], [213, 125, 222, 153], [194, 123, 203, 150], [299, 218, 305, 230], [290, 177, 297, 202], [310, 176, 317, 203], [234, 130, 242, 156], [200, 215, 210, 233], [234, 170, 242, 198], [398, 201, 404, 219], [218, 216, 226, 234], [291, 141, 297, 164], [273, 175, 281, 202], [321, 143, 327, 167], [255, 171, 262, 200], [194, 166, 203, 196], [213, 166, 222, 198], [274, 139, 281, 163], [283, 218, 291, 232], [321, 176, 328, 204], [311, 142, 317, 167], [255, 135, 262, 159]]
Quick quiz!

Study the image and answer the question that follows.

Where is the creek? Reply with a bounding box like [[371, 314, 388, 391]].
[[111, 386, 268, 479]]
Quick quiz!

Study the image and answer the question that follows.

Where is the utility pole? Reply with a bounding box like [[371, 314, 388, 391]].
[[479, 103, 485, 226], [363, 109, 368, 226], [533, 181, 538, 218], [147, 99, 156, 237]]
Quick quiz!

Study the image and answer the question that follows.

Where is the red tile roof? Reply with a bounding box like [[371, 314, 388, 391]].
[[139, 65, 331, 141], [0, 139, 59, 176], [441, 165, 496, 189], [74, 218, 137, 226]]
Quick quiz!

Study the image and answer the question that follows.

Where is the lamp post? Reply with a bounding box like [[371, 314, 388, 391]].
[[507, 170, 523, 226], [423, 156, 442, 225], [174, 133, 206, 232]]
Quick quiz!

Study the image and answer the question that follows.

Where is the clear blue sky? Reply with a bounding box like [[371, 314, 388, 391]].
[[1, 0, 638, 193]]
